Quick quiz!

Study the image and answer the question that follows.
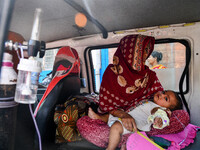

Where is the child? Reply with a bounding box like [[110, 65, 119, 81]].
[[88, 90, 182, 150]]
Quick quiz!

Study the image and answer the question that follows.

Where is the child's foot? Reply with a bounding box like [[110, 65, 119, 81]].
[[88, 107, 100, 120], [120, 144, 126, 150]]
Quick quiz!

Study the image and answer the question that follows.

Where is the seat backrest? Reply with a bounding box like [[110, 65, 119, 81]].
[[34, 46, 81, 144], [35, 76, 80, 143]]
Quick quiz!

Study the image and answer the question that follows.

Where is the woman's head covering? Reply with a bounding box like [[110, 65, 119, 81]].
[[99, 34, 163, 113]]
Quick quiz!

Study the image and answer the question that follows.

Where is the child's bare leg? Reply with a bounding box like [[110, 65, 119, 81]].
[[120, 144, 126, 150], [88, 107, 109, 122], [107, 121, 123, 150]]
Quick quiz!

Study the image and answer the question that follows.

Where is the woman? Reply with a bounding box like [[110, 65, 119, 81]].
[[96, 34, 163, 130], [77, 34, 189, 148], [148, 51, 166, 69]]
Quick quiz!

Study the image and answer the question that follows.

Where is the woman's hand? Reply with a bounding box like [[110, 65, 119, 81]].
[[121, 113, 137, 132], [110, 109, 137, 132]]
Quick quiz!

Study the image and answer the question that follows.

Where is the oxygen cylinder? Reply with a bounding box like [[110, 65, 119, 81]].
[[0, 52, 18, 106], [0, 52, 18, 150]]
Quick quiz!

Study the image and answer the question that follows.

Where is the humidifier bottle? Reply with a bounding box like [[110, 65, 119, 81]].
[[14, 57, 41, 104]]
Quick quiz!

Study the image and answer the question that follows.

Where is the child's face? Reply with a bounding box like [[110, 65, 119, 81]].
[[153, 91, 177, 109]]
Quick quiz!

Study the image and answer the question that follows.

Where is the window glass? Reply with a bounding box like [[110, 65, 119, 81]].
[[146, 42, 186, 91], [36, 48, 59, 87], [90, 42, 186, 93], [147, 43, 186, 69], [91, 48, 117, 92]]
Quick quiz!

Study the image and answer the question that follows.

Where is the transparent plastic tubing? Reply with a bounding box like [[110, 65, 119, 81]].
[[29, 104, 42, 150]]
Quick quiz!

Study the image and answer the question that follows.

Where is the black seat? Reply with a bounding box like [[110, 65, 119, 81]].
[[35, 75, 81, 144], [34, 47, 81, 149]]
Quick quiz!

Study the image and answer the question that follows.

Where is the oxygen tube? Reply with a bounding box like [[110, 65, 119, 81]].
[[29, 8, 42, 150], [14, 8, 43, 150], [15, 46, 42, 150], [3, 8, 43, 150], [174, 114, 187, 145]]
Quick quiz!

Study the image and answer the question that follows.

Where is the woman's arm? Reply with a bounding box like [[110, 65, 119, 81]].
[[110, 109, 138, 132]]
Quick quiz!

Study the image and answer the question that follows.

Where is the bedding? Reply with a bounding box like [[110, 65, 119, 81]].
[[126, 124, 200, 150], [154, 124, 200, 149]]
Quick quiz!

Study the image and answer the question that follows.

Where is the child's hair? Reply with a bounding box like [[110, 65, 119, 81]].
[[168, 90, 183, 111], [151, 51, 163, 62]]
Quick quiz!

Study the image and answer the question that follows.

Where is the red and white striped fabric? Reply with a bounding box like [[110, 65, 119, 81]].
[[34, 46, 80, 117]]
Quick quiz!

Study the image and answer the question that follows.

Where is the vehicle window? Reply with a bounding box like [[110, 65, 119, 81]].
[[36, 48, 59, 88], [89, 41, 187, 93], [91, 48, 117, 92], [148, 42, 186, 92]]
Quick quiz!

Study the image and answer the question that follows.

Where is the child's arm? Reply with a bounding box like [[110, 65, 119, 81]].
[[148, 108, 170, 129], [151, 107, 172, 129], [147, 110, 190, 136], [151, 107, 161, 115]]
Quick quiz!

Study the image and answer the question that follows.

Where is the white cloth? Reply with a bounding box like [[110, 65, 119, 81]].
[[147, 108, 170, 129], [107, 101, 160, 134]]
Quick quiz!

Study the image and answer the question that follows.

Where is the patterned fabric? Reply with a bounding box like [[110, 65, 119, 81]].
[[54, 97, 88, 143], [77, 116, 131, 148], [151, 64, 166, 69], [34, 46, 80, 117], [99, 34, 163, 113], [77, 110, 190, 148], [77, 116, 109, 147], [54, 103, 81, 143], [147, 109, 190, 136]]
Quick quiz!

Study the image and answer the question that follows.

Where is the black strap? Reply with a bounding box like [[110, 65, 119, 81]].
[[179, 40, 191, 115]]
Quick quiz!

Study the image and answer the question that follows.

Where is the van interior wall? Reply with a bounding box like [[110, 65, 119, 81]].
[[46, 22, 200, 126]]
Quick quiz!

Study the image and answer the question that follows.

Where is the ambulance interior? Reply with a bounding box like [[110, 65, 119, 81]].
[[0, 0, 200, 150]]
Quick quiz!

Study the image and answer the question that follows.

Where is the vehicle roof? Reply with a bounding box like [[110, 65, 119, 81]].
[[9, 0, 200, 42]]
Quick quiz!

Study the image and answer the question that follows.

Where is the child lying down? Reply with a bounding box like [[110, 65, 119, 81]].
[[88, 100, 177, 150]]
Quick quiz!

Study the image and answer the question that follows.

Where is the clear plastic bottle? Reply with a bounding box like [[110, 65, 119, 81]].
[[14, 57, 41, 104]]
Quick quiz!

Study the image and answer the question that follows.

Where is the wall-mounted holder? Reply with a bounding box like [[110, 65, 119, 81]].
[[5, 40, 46, 58]]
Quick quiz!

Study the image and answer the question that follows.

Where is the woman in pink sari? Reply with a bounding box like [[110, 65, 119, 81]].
[[77, 34, 189, 149]]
